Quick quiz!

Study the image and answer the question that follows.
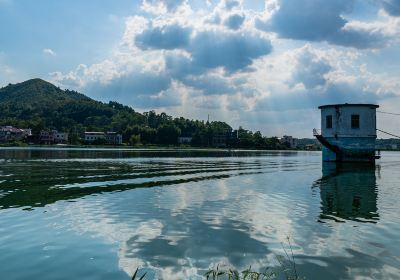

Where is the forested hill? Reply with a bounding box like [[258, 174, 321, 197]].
[[0, 78, 284, 148], [0, 78, 128, 132]]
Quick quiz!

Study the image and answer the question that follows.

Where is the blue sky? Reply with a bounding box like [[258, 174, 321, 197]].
[[1, 0, 400, 137]]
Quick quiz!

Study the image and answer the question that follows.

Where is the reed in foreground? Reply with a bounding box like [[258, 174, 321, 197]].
[[205, 238, 302, 280], [132, 238, 303, 280]]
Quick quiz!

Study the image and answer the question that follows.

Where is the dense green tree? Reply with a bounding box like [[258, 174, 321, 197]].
[[0, 78, 286, 149], [129, 135, 141, 146], [157, 124, 181, 145]]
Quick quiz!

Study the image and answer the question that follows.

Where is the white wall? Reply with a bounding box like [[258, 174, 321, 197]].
[[321, 105, 377, 138], [85, 134, 105, 141]]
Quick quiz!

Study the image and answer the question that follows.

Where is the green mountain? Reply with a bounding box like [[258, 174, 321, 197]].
[[0, 79, 231, 146], [0, 78, 283, 148], [0, 78, 144, 135], [0, 78, 90, 103]]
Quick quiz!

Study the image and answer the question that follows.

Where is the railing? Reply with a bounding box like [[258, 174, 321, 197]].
[[313, 129, 377, 138]]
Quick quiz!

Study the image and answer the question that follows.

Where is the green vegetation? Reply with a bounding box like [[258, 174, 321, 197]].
[[132, 238, 303, 280], [204, 239, 302, 280], [131, 268, 147, 280], [0, 140, 28, 147], [0, 78, 286, 149]]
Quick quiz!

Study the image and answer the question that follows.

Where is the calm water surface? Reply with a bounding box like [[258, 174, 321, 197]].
[[0, 148, 399, 279]]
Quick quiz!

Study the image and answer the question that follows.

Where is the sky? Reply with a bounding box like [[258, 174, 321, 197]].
[[1, 0, 400, 137]]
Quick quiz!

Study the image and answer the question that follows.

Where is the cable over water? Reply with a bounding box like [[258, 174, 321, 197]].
[[377, 110, 400, 116], [376, 129, 400, 139]]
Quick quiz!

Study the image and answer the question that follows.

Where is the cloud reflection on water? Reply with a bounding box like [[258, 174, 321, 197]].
[[1, 150, 400, 279]]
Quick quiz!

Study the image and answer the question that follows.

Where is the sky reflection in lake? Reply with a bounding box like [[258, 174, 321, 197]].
[[0, 148, 399, 279]]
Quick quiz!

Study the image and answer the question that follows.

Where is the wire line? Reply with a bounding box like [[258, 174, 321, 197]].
[[377, 110, 400, 116], [376, 129, 400, 139]]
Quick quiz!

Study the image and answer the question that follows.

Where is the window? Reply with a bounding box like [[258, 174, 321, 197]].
[[351, 114, 360, 129], [326, 115, 332, 129]]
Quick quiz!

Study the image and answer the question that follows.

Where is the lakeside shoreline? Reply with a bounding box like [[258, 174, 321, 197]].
[[0, 144, 321, 152]]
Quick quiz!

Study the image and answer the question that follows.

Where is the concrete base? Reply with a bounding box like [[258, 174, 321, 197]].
[[322, 137, 376, 163]]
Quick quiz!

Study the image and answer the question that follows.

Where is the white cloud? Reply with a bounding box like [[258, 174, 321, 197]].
[[256, 0, 397, 49], [289, 45, 333, 89], [141, 0, 190, 14], [49, 0, 400, 137], [381, 0, 400, 17], [43, 48, 57, 56]]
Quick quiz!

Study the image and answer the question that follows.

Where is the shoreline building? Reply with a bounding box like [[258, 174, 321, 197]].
[[314, 103, 379, 162], [280, 135, 298, 149], [39, 130, 69, 144], [85, 131, 122, 145], [105, 132, 123, 145], [84, 132, 106, 143], [0, 126, 32, 143], [178, 136, 192, 144]]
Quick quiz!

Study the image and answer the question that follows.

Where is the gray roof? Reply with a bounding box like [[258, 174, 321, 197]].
[[318, 103, 379, 109]]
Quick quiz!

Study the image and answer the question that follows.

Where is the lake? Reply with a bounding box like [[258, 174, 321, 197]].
[[0, 148, 399, 279]]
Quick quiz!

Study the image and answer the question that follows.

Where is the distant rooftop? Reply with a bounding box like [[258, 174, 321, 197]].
[[318, 103, 379, 109], [85, 132, 104, 134]]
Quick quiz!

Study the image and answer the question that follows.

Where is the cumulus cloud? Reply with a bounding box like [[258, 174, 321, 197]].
[[49, 0, 400, 135], [43, 48, 56, 56], [85, 70, 175, 107], [290, 47, 332, 89], [165, 54, 205, 79], [141, 0, 187, 13], [188, 31, 272, 73], [135, 24, 192, 50], [183, 74, 235, 95], [382, 0, 400, 16], [223, 14, 245, 30], [134, 21, 272, 73], [251, 46, 396, 113], [256, 0, 390, 49], [103, 72, 170, 96], [193, 96, 224, 109], [329, 22, 389, 49], [223, 0, 241, 11], [133, 88, 182, 108], [254, 82, 386, 112]]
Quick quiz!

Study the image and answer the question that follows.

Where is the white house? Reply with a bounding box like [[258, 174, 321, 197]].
[[314, 103, 379, 162], [54, 132, 68, 143], [280, 135, 298, 148], [85, 131, 122, 145], [105, 132, 122, 145], [40, 130, 68, 144], [0, 126, 31, 142], [84, 132, 105, 142], [178, 137, 192, 144]]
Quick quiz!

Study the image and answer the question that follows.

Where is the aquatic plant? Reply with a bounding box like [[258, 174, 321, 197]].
[[131, 268, 147, 280], [132, 238, 303, 280], [205, 265, 279, 280], [205, 238, 303, 280]]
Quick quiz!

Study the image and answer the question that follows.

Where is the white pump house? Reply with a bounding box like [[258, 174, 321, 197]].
[[314, 104, 379, 162]]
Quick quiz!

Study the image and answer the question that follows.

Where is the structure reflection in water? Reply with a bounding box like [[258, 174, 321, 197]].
[[313, 163, 379, 223]]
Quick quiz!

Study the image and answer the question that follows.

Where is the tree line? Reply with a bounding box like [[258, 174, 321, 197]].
[[0, 79, 285, 149]]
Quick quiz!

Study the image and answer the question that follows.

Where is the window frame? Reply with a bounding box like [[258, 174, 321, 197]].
[[326, 115, 333, 129], [351, 114, 360, 129]]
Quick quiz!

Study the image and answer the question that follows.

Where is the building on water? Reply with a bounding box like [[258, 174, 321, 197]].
[[313, 103, 379, 162]]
